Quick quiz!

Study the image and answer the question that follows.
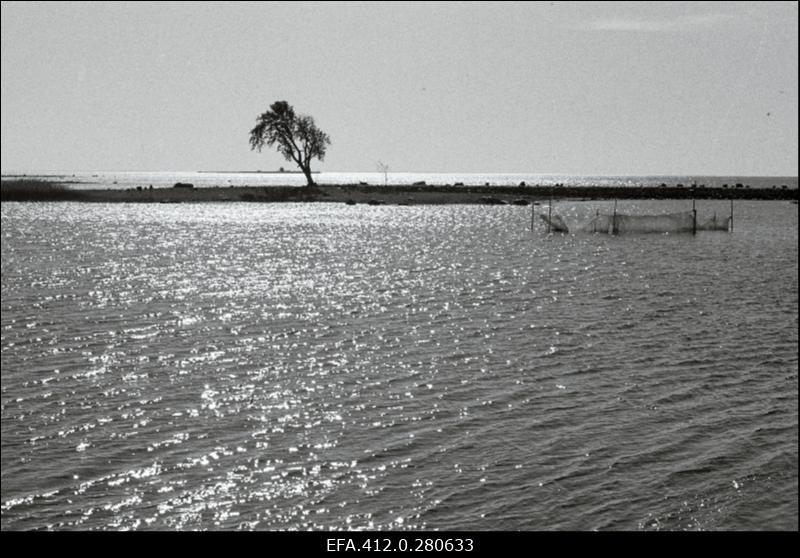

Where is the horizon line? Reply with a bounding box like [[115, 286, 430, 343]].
[[2, 170, 798, 178]]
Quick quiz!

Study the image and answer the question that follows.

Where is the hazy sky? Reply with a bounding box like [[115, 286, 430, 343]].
[[1, 1, 797, 175]]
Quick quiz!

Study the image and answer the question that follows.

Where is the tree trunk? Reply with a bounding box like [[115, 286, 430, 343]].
[[301, 163, 315, 187]]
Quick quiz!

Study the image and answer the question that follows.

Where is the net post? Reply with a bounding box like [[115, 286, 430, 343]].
[[530, 203, 534, 231], [612, 199, 617, 235]]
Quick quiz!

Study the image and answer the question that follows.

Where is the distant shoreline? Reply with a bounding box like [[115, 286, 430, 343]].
[[196, 170, 319, 174], [1, 180, 797, 204]]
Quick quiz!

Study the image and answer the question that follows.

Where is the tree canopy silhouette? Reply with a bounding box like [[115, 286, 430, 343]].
[[249, 101, 331, 186]]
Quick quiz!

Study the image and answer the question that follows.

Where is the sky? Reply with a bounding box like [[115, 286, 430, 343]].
[[1, 1, 797, 175]]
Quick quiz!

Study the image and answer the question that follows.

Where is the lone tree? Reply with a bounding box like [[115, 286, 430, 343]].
[[249, 101, 331, 186]]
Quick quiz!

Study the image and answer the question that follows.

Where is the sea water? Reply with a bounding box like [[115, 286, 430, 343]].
[[1, 199, 797, 530]]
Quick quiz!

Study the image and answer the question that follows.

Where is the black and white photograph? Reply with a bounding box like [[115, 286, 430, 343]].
[[1, 0, 797, 538]]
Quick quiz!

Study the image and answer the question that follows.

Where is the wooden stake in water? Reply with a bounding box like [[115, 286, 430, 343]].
[[730, 199, 734, 232], [612, 199, 617, 235], [531, 203, 535, 231], [692, 198, 697, 235], [548, 190, 552, 234]]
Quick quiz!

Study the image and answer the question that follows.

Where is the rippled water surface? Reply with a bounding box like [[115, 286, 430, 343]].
[[1, 200, 797, 530]]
